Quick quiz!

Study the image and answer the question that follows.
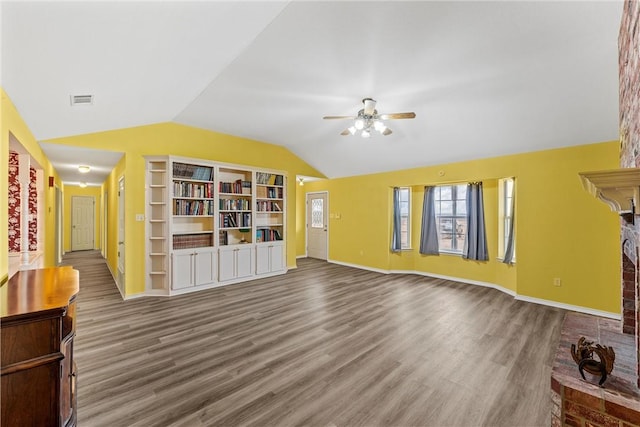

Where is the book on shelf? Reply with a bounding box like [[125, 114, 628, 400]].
[[256, 200, 283, 212], [219, 231, 228, 246], [173, 233, 213, 249], [173, 162, 214, 181], [256, 172, 284, 186], [220, 212, 252, 228], [256, 228, 283, 242], [174, 199, 214, 215]]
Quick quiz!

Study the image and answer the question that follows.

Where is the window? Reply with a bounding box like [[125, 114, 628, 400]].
[[434, 184, 467, 253], [499, 177, 515, 261], [311, 198, 324, 228], [399, 187, 411, 249]]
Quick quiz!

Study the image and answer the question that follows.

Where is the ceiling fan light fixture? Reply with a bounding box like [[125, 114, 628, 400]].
[[323, 98, 414, 138]]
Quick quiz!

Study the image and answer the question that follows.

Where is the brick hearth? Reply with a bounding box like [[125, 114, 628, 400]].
[[551, 313, 640, 426]]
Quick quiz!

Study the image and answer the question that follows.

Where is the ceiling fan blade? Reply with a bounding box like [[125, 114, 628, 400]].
[[379, 112, 416, 120], [323, 115, 356, 120], [340, 129, 351, 136], [363, 98, 376, 116], [382, 128, 393, 136]]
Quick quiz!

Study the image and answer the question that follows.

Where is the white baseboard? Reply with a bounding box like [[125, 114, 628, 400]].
[[328, 259, 390, 275], [401, 269, 518, 297], [104, 259, 128, 301], [514, 295, 620, 320], [328, 259, 621, 320]]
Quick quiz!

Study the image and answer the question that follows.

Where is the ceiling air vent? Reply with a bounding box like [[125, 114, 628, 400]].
[[70, 94, 94, 106]]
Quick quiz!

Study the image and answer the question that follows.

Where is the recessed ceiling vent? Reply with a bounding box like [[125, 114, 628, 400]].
[[70, 94, 94, 106]]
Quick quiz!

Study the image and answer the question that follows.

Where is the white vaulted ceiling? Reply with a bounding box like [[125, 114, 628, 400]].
[[1, 1, 622, 179]]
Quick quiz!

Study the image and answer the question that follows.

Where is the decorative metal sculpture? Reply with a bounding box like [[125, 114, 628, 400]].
[[570, 336, 615, 387]]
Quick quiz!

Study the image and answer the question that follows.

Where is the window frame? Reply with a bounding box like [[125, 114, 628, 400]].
[[434, 184, 467, 254], [498, 177, 516, 262], [398, 187, 411, 250]]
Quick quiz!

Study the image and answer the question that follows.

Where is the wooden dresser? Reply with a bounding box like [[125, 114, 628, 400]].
[[1, 267, 80, 427]]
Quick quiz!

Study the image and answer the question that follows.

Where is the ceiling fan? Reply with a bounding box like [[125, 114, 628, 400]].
[[323, 98, 416, 137]]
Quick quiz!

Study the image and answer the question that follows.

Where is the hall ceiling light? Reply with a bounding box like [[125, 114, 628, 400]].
[[78, 165, 91, 173]]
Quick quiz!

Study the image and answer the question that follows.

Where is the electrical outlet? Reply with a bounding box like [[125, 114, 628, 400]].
[[553, 278, 562, 287]]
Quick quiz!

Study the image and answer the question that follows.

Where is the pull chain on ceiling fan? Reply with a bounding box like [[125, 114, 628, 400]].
[[323, 98, 416, 137]]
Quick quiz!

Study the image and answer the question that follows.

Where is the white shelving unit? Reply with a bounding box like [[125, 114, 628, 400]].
[[145, 155, 286, 296]]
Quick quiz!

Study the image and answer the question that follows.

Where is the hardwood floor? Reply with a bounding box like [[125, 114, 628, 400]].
[[65, 250, 565, 426]]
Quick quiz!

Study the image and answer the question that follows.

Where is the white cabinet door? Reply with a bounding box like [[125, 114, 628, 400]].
[[172, 250, 194, 289], [219, 246, 253, 281], [194, 248, 216, 286], [256, 243, 284, 275], [255, 245, 270, 275], [218, 247, 237, 282], [269, 243, 284, 272], [236, 246, 253, 279]]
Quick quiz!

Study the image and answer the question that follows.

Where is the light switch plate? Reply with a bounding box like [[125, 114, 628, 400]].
[[135, 214, 145, 221]]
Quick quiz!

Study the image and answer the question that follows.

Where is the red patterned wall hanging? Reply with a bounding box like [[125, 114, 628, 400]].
[[8, 151, 20, 253], [29, 166, 37, 251]]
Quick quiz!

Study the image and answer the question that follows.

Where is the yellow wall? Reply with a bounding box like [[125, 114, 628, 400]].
[[102, 155, 126, 277], [44, 123, 323, 296], [299, 141, 621, 315], [63, 185, 102, 252], [1, 88, 62, 280]]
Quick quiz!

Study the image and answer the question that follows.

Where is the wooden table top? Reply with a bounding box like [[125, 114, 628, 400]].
[[1, 266, 79, 320]]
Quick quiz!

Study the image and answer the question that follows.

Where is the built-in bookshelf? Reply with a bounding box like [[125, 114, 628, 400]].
[[146, 158, 169, 292], [145, 156, 287, 295], [218, 167, 253, 246], [171, 161, 215, 250], [255, 172, 284, 243]]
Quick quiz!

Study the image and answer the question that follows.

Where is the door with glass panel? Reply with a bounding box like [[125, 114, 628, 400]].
[[306, 192, 328, 260]]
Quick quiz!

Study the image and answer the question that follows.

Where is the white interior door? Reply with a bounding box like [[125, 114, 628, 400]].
[[117, 177, 125, 290], [55, 186, 62, 263], [102, 191, 108, 258], [306, 192, 328, 260], [71, 196, 94, 251]]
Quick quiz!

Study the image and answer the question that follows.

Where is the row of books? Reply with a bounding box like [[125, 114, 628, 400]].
[[219, 180, 251, 194], [173, 163, 214, 181], [256, 228, 282, 242], [173, 233, 213, 250], [220, 212, 252, 228], [256, 172, 283, 186], [173, 182, 214, 198], [219, 198, 251, 211], [256, 186, 283, 199], [173, 200, 214, 216], [256, 200, 282, 212]]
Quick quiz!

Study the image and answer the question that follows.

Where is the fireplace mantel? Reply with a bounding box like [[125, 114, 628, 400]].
[[579, 168, 640, 213]]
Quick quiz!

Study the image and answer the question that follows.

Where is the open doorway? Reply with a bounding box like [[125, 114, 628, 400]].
[[117, 176, 125, 292]]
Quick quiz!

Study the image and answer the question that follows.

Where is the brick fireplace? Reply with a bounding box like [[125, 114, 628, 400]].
[[619, 0, 640, 390], [550, 2, 640, 426]]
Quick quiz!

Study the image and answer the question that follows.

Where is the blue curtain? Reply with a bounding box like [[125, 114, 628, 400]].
[[391, 187, 402, 252], [463, 182, 488, 261], [420, 186, 439, 255], [503, 179, 515, 264]]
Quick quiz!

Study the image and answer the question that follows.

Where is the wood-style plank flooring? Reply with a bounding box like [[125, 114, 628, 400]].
[[65, 250, 565, 427]]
